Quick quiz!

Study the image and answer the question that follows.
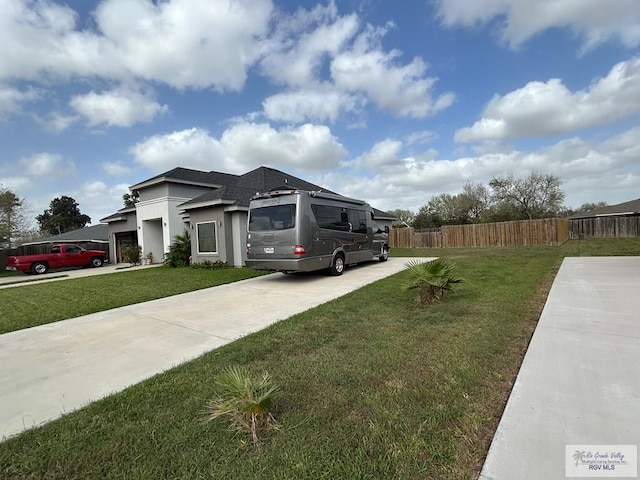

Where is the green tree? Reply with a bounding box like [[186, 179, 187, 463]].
[[36, 196, 91, 235], [123, 190, 139, 208], [388, 208, 415, 227], [413, 193, 470, 228], [0, 187, 32, 248], [489, 172, 565, 220]]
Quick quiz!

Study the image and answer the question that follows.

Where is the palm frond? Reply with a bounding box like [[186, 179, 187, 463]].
[[402, 258, 464, 304], [205, 365, 280, 445]]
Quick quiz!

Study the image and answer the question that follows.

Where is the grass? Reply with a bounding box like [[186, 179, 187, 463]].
[[0, 238, 638, 479], [0, 267, 264, 335]]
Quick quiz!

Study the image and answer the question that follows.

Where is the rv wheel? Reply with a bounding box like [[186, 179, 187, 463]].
[[329, 254, 345, 276]]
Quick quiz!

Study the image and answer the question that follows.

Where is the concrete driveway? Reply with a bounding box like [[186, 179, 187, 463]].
[[0, 257, 428, 441]]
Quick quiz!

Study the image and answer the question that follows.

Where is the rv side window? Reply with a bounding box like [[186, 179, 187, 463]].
[[311, 205, 351, 231], [249, 205, 296, 231], [348, 209, 368, 234]]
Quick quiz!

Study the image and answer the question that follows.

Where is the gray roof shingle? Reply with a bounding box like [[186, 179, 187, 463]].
[[130, 167, 238, 189], [24, 224, 108, 244], [180, 166, 336, 208], [569, 197, 640, 219]]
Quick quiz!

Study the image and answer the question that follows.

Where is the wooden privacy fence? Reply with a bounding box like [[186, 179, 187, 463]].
[[569, 217, 640, 239], [389, 218, 570, 249]]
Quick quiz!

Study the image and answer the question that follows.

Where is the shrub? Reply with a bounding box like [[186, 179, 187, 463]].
[[165, 230, 191, 267], [122, 244, 142, 266], [403, 258, 463, 304], [205, 365, 280, 445], [190, 260, 229, 270]]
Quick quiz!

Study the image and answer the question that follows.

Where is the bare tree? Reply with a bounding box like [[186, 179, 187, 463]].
[[489, 172, 565, 220], [459, 182, 491, 222], [0, 187, 33, 248]]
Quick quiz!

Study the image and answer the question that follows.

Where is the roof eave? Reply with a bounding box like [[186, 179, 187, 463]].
[[130, 177, 224, 191], [180, 198, 237, 211]]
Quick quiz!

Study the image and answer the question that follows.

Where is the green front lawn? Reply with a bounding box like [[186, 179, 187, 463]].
[[1, 239, 638, 479], [0, 267, 264, 335]]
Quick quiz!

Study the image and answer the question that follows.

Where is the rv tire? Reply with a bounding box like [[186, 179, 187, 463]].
[[329, 253, 345, 276]]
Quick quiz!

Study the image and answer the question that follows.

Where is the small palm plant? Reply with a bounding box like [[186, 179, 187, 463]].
[[165, 229, 191, 267], [403, 258, 463, 304], [205, 365, 281, 445]]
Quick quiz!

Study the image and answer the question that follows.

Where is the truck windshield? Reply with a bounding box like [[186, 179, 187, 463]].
[[249, 205, 296, 231]]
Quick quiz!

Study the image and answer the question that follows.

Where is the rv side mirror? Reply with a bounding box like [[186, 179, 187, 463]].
[[384, 226, 390, 234]]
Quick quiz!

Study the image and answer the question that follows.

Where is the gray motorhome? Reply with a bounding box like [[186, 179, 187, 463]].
[[245, 188, 389, 275]]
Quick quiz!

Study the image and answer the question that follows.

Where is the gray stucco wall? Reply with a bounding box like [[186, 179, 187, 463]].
[[167, 184, 213, 200], [138, 184, 168, 202], [106, 213, 138, 262], [188, 207, 228, 264]]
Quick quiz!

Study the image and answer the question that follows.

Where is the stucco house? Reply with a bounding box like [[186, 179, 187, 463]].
[[101, 166, 395, 266]]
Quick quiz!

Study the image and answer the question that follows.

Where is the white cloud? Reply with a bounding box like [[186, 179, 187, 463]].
[[130, 123, 347, 174], [261, 10, 359, 86], [19, 152, 75, 177], [0, 0, 273, 90], [321, 126, 640, 212], [130, 128, 228, 173], [263, 87, 364, 123], [261, 6, 453, 120], [434, 0, 640, 51], [0, 83, 40, 117], [101, 162, 132, 176], [456, 57, 640, 142], [71, 180, 131, 224], [70, 86, 168, 127], [220, 123, 347, 171], [0, 176, 32, 192], [405, 130, 437, 146], [331, 25, 455, 118], [351, 139, 403, 168], [35, 112, 80, 133]]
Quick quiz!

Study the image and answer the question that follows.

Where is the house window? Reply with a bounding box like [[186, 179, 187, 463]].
[[197, 221, 218, 254]]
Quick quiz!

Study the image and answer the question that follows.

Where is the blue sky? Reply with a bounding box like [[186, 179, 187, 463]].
[[1, 0, 639, 226]]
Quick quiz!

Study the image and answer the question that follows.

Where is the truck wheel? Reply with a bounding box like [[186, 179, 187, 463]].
[[329, 253, 345, 276], [379, 246, 389, 262], [32, 262, 49, 275], [90, 257, 104, 268]]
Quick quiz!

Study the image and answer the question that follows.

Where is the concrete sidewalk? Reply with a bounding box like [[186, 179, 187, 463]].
[[480, 257, 640, 479], [0, 263, 160, 289], [0, 257, 428, 441]]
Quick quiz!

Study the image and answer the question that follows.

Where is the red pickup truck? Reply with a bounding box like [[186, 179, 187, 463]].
[[6, 244, 108, 275]]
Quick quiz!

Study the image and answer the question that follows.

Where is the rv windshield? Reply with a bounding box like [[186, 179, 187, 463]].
[[249, 204, 296, 231]]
